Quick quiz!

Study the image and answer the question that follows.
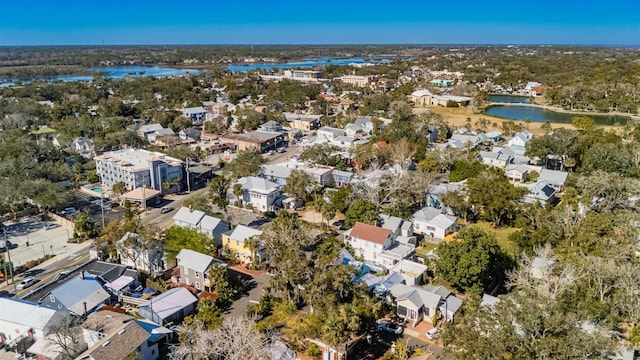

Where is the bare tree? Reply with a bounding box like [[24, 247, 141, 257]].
[[170, 316, 276, 360], [45, 315, 87, 360]]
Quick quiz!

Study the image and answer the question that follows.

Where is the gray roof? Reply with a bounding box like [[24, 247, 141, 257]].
[[423, 284, 452, 298], [390, 260, 428, 277], [138, 123, 164, 133], [154, 128, 175, 136], [237, 176, 280, 194], [332, 170, 354, 178], [173, 207, 206, 226], [48, 274, 111, 316], [318, 126, 344, 136], [441, 295, 463, 314], [261, 164, 293, 180], [225, 225, 262, 243], [184, 106, 206, 115], [481, 294, 500, 307], [0, 298, 65, 331], [388, 283, 442, 309], [176, 249, 225, 273], [379, 214, 412, 234], [284, 113, 322, 122], [527, 181, 556, 201], [412, 207, 443, 222], [142, 287, 197, 321], [261, 120, 282, 128], [222, 130, 283, 143], [539, 169, 568, 186], [506, 164, 530, 174], [199, 215, 225, 234], [333, 135, 357, 143]]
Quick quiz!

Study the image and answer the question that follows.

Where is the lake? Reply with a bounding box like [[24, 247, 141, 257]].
[[0, 66, 200, 87], [485, 105, 630, 126], [227, 56, 411, 72], [489, 95, 531, 104]]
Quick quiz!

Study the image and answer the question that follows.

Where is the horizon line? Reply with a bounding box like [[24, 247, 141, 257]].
[[1, 43, 639, 48]]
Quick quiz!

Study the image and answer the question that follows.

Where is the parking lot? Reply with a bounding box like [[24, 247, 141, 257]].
[[1, 216, 86, 270], [70, 190, 123, 225]]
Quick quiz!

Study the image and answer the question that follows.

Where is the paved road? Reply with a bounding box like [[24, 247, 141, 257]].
[[139, 187, 209, 229]]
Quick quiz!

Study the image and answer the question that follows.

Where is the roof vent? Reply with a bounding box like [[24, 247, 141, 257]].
[[118, 329, 126, 335], [102, 341, 110, 347]]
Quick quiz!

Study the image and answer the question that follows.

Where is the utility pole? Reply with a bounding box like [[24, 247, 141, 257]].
[[100, 195, 105, 229], [3, 229, 14, 285], [186, 157, 191, 193]]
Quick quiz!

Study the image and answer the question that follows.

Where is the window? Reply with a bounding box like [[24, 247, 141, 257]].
[[195, 271, 199, 279], [49, 294, 55, 303], [427, 226, 436, 231], [195, 282, 200, 290]]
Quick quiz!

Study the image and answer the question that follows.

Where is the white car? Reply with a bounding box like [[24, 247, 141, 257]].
[[17, 277, 36, 290], [378, 321, 403, 335], [426, 327, 442, 340], [45, 222, 60, 230]]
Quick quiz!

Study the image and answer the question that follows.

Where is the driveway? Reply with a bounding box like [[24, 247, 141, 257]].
[[223, 266, 270, 318]]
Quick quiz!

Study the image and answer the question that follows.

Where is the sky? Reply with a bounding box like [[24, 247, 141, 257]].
[[1, 0, 639, 46]]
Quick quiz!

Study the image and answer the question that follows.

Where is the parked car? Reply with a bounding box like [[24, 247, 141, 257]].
[[45, 222, 60, 230], [52, 270, 71, 282], [276, 147, 286, 153], [16, 277, 36, 290], [0, 240, 13, 253], [378, 321, 403, 335], [62, 207, 77, 216], [426, 327, 442, 340], [267, 150, 276, 155], [0, 290, 11, 298], [160, 206, 174, 214]]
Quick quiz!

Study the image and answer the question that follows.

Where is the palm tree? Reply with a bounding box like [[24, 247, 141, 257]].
[[244, 236, 260, 263], [232, 183, 244, 207]]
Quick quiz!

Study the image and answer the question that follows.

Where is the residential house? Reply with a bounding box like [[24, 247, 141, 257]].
[[139, 287, 198, 325], [408, 89, 472, 107], [480, 294, 501, 308], [68, 137, 95, 159], [259, 120, 283, 133], [524, 181, 557, 205], [179, 128, 202, 142], [389, 260, 428, 286], [478, 150, 512, 168], [172, 206, 229, 244], [426, 124, 439, 143], [387, 283, 463, 327], [40, 272, 111, 316], [483, 130, 503, 142], [344, 117, 374, 137], [448, 133, 482, 150], [284, 113, 321, 132], [379, 214, 414, 238], [508, 130, 533, 148], [0, 298, 67, 347], [411, 207, 458, 241], [331, 170, 355, 188], [343, 222, 415, 267], [317, 126, 345, 142], [31, 126, 58, 144], [425, 180, 466, 210], [260, 160, 335, 188], [184, 106, 207, 124], [137, 123, 164, 139], [233, 176, 281, 212], [146, 128, 176, 145], [77, 310, 171, 360], [116, 232, 174, 275], [219, 131, 285, 153], [539, 169, 568, 191], [175, 249, 227, 292], [222, 225, 264, 263], [505, 164, 530, 182]]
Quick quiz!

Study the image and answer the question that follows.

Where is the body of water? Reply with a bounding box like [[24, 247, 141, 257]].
[[0, 66, 199, 87], [227, 56, 409, 72], [485, 105, 629, 126], [489, 95, 531, 104]]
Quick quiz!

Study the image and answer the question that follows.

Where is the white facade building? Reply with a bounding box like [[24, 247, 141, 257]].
[[94, 149, 183, 191]]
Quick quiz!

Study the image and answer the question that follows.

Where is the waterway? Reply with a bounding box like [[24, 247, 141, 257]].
[[485, 104, 629, 126], [0, 66, 200, 87], [227, 56, 411, 72]]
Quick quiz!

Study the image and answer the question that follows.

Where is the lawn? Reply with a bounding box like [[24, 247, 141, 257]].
[[470, 221, 519, 251], [415, 242, 438, 259]]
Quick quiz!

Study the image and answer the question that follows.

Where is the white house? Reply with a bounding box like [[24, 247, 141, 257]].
[[172, 206, 229, 244], [379, 214, 414, 238], [387, 283, 463, 327], [411, 207, 458, 241], [343, 222, 394, 264], [479, 150, 512, 168], [539, 169, 568, 191], [317, 126, 345, 142], [508, 130, 533, 147], [0, 298, 67, 346], [505, 164, 530, 182], [233, 176, 281, 212], [116, 232, 174, 275], [389, 260, 428, 286]]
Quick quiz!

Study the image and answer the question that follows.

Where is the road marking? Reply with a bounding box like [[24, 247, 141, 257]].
[[248, 300, 259, 304]]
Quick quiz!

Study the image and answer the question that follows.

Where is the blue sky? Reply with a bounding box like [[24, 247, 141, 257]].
[[1, 0, 638, 45]]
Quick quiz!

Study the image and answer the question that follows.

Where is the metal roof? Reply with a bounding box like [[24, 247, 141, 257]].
[[226, 225, 263, 243], [0, 298, 64, 331], [173, 206, 206, 226], [141, 287, 197, 321], [176, 249, 222, 273], [48, 274, 111, 316]]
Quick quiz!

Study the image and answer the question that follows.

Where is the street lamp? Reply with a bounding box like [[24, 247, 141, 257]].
[[41, 244, 45, 257]]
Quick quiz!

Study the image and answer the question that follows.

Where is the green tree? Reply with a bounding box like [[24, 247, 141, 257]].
[[164, 226, 214, 262], [467, 170, 528, 227], [208, 176, 230, 215], [74, 213, 98, 241], [283, 169, 313, 202], [112, 181, 127, 196], [224, 149, 265, 179], [435, 226, 511, 292], [86, 170, 99, 184], [571, 116, 597, 131], [344, 198, 377, 228]]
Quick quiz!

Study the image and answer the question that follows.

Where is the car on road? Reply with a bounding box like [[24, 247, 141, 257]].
[[160, 206, 174, 214], [16, 277, 36, 290], [426, 327, 442, 340], [276, 147, 286, 153], [0, 290, 11, 298], [378, 321, 403, 335], [52, 270, 71, 282], [45, 222, 60, 230], [267, 150, 276, 155]]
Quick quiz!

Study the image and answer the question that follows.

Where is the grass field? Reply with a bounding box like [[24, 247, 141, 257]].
[[471, 221, 519, 251]]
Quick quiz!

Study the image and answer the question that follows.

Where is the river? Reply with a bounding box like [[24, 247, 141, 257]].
[[227, 56, 413, 72], [0, 66, 200, 87]]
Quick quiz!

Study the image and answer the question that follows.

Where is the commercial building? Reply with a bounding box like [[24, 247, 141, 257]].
[[219, 131, 285, 153], [94, 149, 184, 192]]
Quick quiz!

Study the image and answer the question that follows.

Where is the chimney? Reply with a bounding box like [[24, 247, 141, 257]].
[[189, 205, 193, 212], [80, 271, 84, 279], [83, 301, 88, 315]]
